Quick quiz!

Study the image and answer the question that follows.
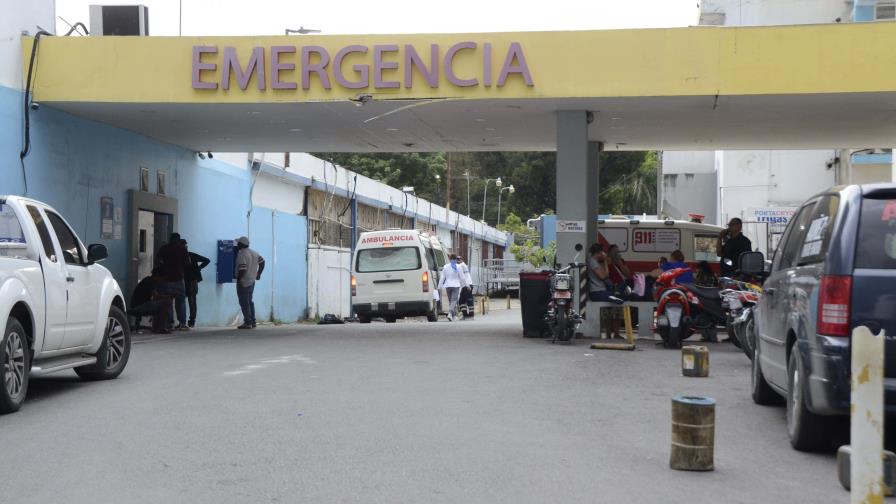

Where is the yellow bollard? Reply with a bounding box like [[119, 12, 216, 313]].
[[851, 326, 886, 504], [623, 306, 634, 345]]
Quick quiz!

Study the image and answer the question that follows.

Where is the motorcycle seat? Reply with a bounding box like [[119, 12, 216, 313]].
[[687, 285, 722, 300]]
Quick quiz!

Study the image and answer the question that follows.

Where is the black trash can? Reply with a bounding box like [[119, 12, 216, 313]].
[[519, 271, 552, 337]]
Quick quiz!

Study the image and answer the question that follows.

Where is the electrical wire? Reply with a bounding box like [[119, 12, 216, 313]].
[[63, 22, 89, 36], [20, 30, 52, 196]]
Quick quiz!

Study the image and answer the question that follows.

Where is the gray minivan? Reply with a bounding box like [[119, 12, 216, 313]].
[[750, 184, 896, 451]]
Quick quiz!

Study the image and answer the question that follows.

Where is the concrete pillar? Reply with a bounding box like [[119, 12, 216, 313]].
[[891, 148, 896, 182], [555, 111, 598, 264]]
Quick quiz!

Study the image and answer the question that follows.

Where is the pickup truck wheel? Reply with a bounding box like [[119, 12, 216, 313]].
[[1, 317, 30, 413], [75, 306, 131, 381]]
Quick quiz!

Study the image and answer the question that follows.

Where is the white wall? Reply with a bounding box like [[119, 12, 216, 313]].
[[699, 0, 850, 26], [717, 149, 836, 224], [252, 172, 304, 215], [0, 0, 54, 90]]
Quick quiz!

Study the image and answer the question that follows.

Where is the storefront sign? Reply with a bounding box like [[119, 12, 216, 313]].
[[100, 197, 114, 239], [747, 207, 797, 232], [192, 42, 534, 91], [557, 220, 586, 233]]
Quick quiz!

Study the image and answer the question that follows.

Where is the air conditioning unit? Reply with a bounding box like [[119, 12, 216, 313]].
[[876, 1, 896, 20], [89, 5, 149, 36]]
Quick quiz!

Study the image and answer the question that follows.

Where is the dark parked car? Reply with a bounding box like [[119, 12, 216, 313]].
[[750, 184, 896, 451]]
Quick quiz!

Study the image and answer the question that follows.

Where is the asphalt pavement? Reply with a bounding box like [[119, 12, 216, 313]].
[[0, 305, 850, 503]]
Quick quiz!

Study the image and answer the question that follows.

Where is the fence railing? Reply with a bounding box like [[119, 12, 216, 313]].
[[482, 258, 521, 294]]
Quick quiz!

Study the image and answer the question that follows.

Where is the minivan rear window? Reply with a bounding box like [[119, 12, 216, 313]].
[[357, 246, 422, 273], [856, 198, 896, 269]]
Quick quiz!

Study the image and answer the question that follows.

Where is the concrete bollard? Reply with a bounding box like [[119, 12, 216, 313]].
[[837, 445, 896, 496], [851, 326, 886, 504], [507, 293, 511, 309], [670, 395, 715, 471], [681, 346, 709, 377]]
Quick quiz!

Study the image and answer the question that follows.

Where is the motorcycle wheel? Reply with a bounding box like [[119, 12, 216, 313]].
[[741, 315, 756, 361], [556, 309, 570, 342], [660, 324, 683, 349], [727, 320, 742, 348]]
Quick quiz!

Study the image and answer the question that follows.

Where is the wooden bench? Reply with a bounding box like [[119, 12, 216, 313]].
[[581, 300, 657, 339]]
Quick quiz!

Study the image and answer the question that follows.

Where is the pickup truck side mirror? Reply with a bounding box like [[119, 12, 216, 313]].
[[87, 243, 108, 264]]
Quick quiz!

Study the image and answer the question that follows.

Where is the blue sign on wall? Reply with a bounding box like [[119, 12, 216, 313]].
[[217, 239, 236, 283]]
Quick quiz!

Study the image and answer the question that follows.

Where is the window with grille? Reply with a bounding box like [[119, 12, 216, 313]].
[[876, 1, 896, 20]]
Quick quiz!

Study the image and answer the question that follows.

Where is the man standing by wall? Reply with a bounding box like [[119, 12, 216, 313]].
[[182, 239, 210, 328], [716, 217, 752, 277], [235, 236, 265, 330], [157, 233, 190, 330]]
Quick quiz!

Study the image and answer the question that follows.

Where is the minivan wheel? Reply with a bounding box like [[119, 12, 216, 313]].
[[75, 306, 131, 381], [786, 349, 827, 451], [358, 315, 372, 324], [751, 341, 781, 405], [0, 317, 30, 414]]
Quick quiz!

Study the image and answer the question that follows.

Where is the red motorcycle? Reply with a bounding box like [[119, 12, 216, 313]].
[[653, 268, 727, 349]]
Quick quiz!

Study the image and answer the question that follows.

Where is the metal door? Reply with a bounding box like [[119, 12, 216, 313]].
[[137, 210, 154, 279]]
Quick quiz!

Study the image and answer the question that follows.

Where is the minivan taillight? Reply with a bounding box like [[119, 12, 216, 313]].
[[422, 271, 430, 292], [818, 275, 852, 337], [351, 275, 357, 296]]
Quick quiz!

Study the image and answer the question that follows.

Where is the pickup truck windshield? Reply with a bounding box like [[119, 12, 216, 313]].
[[856, 197, 896, 269]]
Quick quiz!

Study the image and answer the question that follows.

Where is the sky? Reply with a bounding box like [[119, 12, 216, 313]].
[[55, 0, 699, 36]]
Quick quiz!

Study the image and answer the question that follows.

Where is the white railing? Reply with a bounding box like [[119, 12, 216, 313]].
[[482, 258, 521, 294]]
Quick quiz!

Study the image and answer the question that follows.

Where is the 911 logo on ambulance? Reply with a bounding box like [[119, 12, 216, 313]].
[[361, 235, 414, 245]]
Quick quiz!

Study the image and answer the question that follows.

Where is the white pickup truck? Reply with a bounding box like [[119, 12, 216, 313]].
[[0, 196, 130, 413]]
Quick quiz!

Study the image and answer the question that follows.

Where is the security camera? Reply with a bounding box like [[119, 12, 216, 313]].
[[29, 102, 40, 111], [197, 152, 207, 160], [207, 152, 214, 159]]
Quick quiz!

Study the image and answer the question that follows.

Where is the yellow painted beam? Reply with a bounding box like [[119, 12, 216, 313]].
[[26, 22, 896, 104]]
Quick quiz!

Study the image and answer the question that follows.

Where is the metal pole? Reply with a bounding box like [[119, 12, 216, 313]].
[[179, 0, 183, 36], [497, 188, 503, 226], [466, 173, 471, 217], [482, 181, 489, 222]]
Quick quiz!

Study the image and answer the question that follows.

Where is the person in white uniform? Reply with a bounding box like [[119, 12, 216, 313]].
[[438, 254, 468, 321]]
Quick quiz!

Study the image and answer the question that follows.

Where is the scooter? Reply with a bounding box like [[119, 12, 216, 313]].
[[654, 268, 728, 348]]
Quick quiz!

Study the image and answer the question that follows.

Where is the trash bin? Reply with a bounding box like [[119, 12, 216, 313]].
[[519, 271, 552, 337]]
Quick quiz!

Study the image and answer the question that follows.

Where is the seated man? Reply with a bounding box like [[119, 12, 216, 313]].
[[128, 268, 173, 334]]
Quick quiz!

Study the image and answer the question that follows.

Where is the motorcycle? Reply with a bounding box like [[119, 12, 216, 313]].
[[653, 267, 728, 349], [545, 244, 585, 344], [719, 279, 761, 360]]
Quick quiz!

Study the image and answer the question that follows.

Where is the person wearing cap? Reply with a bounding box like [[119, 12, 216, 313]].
[[235, 236, 265, 329], [181, 239, 210, 328]]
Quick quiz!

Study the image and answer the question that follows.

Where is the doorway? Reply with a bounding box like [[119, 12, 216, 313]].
[[136, 209, 174, 280], [129, 190, 178, 295]]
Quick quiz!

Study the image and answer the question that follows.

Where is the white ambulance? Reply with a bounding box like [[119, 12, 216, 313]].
[[596, 218, 726, 273], [351, 230, 449, 323]]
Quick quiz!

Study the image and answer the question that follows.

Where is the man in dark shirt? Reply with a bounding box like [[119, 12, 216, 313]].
[[128, 268, 172, 334], [182, 239, 210, 328], [717, 218, 752, 277], [156, 233, 190, 330]]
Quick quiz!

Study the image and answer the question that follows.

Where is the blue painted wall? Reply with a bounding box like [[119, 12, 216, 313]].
[[0, 84, 308, 326]]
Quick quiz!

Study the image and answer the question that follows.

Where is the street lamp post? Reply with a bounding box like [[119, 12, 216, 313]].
[[497, 185, 515, 226], [464, 170, 472, 217], [481, 177, 502, 223]]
